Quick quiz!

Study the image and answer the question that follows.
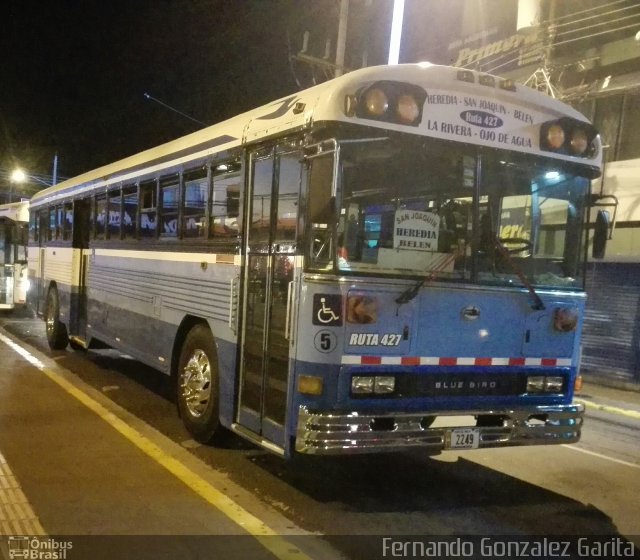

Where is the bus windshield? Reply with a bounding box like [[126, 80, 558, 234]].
[[327, 137, 590, 290]]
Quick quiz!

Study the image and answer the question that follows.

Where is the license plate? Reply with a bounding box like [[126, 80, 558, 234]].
[[447, 428, 480, 449]]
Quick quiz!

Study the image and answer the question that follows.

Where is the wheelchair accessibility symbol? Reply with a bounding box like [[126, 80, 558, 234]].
[[312, 294, 342, 326]]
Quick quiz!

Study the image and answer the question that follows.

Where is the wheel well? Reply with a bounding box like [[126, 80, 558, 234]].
[[171, 315, 211, 380]]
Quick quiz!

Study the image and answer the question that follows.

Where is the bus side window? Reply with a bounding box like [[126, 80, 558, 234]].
[[122, 186, 138, 239], [29, 211, 38, 245], [72, 198, 91, 249], [63, 203, 73, 241], [48, 207, 56, 241], [39, 211, 48, 244], [183, 169, 208, 239], [160, 176, 179, 238], [95, 195, 107, 240], [211, 162, 241, 238], [56, 206, 64, 240], [108, 188, 122, 239], [16, 223, 27, 263], [140, 181, 157, 238], [275, 152, 301, 243]]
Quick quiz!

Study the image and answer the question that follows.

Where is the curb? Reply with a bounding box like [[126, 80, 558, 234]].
[[574, 398, 640, 420]]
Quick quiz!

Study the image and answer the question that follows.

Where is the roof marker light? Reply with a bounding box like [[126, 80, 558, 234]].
[[364, 88, 389, 117]]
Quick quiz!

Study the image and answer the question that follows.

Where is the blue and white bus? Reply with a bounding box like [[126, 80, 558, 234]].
[[28, 63, 604, 456], [0, 201, 29, 311]]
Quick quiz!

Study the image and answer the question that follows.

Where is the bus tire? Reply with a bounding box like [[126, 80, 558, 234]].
[[176, 324, 220, 444], [45, 287, 68, 350]]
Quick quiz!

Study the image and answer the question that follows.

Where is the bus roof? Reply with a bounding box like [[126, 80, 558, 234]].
[[0, 201, 29, 223], [30, 63, 601, 207]]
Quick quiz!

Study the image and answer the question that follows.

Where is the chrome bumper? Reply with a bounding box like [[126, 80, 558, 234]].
[[295, 404, 584, 455]]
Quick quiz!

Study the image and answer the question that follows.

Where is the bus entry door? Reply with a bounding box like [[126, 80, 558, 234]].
[[237, 146, 301, 447]]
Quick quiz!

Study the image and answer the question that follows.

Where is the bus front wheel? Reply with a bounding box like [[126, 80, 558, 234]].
[[176, 324, 220, 444], [45, 287, 69, 350]]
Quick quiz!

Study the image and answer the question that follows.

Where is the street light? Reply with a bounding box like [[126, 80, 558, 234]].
[[9, 168, 27, 202], [10, 169, 27, 183], [5, 167, 55, 203]]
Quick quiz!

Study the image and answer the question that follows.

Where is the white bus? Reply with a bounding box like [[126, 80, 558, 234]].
[[28, 63, 604, 457], [0, 201, 29, 311]]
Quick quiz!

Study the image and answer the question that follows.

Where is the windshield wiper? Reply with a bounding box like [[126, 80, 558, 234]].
[[395, 241, 545, 310], [494, 239, 545, 311], [395, 250, 461, 304]]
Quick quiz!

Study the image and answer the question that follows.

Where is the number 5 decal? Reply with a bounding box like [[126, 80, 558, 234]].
[[314, 330, 337, 353]]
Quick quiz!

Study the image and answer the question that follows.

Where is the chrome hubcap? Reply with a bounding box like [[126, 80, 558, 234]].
[[179, 349, 211, 418]]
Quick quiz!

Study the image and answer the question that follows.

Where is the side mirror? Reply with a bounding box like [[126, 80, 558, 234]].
[[592, 209, 609, 259], [308, 155, 336, 224]]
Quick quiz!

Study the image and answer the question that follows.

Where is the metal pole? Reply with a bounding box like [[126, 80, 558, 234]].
[[388, 0, 405, 65], [335, 0, 349, 77], [52, 153, 58, 186]]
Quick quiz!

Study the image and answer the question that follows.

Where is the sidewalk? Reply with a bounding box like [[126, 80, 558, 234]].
[[0, 329, 336, 560], [576, 381, 640, 421]]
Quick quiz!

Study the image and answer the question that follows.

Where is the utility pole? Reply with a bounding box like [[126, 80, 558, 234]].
[[388, 0, 405, 65], [52, 153, 58, 186], [335, 0, 349, 77]]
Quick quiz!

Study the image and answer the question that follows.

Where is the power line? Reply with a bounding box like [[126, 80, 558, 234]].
[[551, 2, 640, 31], [454, 0, 640, 72], [541, 0, 631, 24], [143, 93, 207, 127], [460, 15, 640, 74], [552, 12, 640, 40]]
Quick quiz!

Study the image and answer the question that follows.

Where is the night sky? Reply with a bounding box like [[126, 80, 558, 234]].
[[0, 0, 474, 185]]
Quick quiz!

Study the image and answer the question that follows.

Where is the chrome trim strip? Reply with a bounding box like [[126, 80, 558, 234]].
[[295, 404, 584, 455], [301, 274, 588, 298]]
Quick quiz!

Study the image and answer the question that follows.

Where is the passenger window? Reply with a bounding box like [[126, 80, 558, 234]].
[[161, 176, 179, 237], [183, 170, 208, 238], [140, 181, 157, 238], [55, 206, 64, 239], [108, 188, 122, 239], [95, 195, 107, 239], [48, 207, 56, 241], [211, 162, 241, 238], [29, 211, 38, 244], [62, 203, 73, 241], [275, 153, 301, 242], [122, 186, 138, 239]]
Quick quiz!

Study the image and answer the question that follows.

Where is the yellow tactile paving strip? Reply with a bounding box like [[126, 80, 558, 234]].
[[0, 452, 45, 536]]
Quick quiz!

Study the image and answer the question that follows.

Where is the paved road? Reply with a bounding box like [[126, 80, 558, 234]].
[[1, 309, 638, 559]]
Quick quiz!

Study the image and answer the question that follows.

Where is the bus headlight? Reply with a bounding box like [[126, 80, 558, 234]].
[[352, 376, 375, 394], [526, 375, 565, 393], [374, 376, 395, 394], [544, 376, 564, 392], [351, 375, 396, 395], [526, 376, 545, 393]]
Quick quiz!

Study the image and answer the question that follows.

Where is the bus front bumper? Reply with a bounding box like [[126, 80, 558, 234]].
[[295, 403, 584, 455]]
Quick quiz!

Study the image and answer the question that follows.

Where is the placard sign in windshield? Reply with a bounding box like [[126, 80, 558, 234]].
[[394, 210, 440, 251]]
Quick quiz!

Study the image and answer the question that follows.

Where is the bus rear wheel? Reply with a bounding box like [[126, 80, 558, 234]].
[[176, 324, 220, 444], [45, 287, 69, 350]]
